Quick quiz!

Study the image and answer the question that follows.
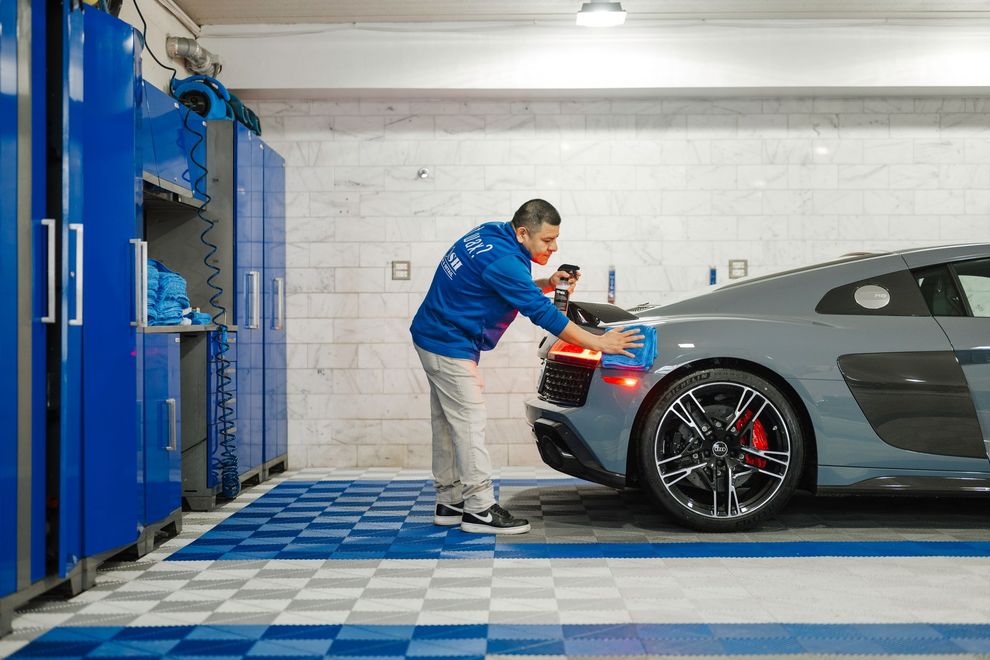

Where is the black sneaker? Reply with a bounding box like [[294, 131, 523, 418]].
[[433, 501, 464, 526], [460, 504, 531, 535]]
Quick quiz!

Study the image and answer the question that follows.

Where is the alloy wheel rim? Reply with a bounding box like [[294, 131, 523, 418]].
[[653, 381, 792, 520]]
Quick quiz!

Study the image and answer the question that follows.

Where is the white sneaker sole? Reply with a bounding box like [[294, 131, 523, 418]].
[[460, 521, 531, 535], [433, 514, 462, 526]]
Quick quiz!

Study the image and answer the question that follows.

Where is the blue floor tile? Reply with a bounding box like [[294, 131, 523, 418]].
[[166, 479, 990, 562], [245, 638, 333, 656], [405, 638, 487, 656], [13, 623, 990, 658], [326, 639, 409, 655], [563, 637, 647, 655]]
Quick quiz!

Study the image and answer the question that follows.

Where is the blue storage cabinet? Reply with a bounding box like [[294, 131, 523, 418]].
[[1, 0, 72, 635], [141, 333, 182, 549], [5, 3, 188, 634], [0, 0, 19, 607], [57, 2, 86, 583], [79, 6, 142, 567], [234, 124, 265, 480], [140, 81, 207, 201], [263, 147, 287, 476], [27, 0, 48, 589]]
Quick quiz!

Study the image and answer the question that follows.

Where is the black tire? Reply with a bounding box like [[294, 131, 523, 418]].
[[638, 367, 805, 532]]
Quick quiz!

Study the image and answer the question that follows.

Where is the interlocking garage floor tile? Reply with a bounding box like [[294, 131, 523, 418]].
[[6, 469, 990, 658]]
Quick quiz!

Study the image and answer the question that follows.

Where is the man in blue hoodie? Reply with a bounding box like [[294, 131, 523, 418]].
[[411, 199, 643, 534]]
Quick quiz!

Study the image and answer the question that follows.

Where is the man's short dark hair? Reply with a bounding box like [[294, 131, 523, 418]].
[[511, 199, 561, 232]]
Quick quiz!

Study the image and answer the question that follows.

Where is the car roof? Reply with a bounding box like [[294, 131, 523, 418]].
[[893, 242, 990, 256], [629, 242, 990, 318], [717, 242, 990, 292]]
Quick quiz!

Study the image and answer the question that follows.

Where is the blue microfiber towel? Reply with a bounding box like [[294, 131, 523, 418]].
[[186, 310, 213, 325], [149, 259, 192, 326], [601, 324, 657, 371], [156, 261, 190, 308], [146, 260, 160, 325]]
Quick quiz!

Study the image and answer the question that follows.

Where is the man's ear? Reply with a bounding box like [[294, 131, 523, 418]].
[[515, 226, 527, 244]]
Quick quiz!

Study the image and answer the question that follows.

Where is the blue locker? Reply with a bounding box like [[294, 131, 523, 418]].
[[140, 81, 207, 201], [234, 125, 264, 477], [0, 0, 18, 603], [1, 0, 53, 621], [57, 4, 86, 580], [5, 4, 144, 629], [143, 334, 181, 526], [263, 147, 287, 471], [79, 7, 141, 560], [28, 0, 47, 586]]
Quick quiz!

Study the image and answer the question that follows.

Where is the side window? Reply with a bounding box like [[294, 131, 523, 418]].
[[913, 265, 966, 317], [952, 258, 990, 318]]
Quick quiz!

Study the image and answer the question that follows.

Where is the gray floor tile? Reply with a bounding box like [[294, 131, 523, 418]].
[[8, 467, 990, 656]]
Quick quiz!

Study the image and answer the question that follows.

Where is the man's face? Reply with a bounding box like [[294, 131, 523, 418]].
[[516, 222, 559, 266]]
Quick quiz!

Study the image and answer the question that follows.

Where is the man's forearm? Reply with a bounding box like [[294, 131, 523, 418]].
[[557, 321, 604, 351], [534, 278, 553, 293]]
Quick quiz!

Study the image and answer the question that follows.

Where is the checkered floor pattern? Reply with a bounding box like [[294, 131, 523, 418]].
[[14, 623, 990, 657], [4, 468, 990, 659], [167, 479, 990, 561]]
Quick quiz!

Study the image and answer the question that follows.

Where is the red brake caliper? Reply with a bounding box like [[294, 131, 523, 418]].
[[735, 410, 768, 469]]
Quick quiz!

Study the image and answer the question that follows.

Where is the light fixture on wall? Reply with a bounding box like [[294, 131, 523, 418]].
[[576, 1, 626, 27]]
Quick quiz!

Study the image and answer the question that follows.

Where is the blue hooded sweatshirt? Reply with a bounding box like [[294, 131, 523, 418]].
[[411, 221, 570, 362]]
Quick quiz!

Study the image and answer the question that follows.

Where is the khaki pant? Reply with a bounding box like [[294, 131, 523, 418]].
[[415, 345, 495, 514]]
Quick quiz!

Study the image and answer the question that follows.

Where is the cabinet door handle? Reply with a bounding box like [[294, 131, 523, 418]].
[[141, 241, 149, 326], [41, 219, 55, 323], [130, 239, 140, 326], [165, 398, 177, 451], [130, 239, 149, 326], [274, 276, 285, 330], [68, 223, 83, 326], [247, 270, 260, 329]]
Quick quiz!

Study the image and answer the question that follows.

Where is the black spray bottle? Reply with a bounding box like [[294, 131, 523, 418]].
[[553, 264, 581, 314]]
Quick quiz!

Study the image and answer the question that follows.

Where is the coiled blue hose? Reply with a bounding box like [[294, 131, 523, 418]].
[[182, 107, 240, 499]]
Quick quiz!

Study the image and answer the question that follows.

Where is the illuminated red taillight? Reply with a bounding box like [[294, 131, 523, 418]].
[[603, 376, 639, 388], [548, 340, 602, 367]]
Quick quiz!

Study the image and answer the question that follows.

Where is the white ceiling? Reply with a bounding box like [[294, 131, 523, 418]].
[[172, 0, 990, 26]]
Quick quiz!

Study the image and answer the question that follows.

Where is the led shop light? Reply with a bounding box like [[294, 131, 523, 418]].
[[576, 1, 627, 27]]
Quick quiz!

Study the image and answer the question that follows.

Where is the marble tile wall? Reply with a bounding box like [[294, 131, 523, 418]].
[[255, 96, 990, 468]]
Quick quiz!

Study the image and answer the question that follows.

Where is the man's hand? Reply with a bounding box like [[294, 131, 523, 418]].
[[548, 268, 581, 295], [559, 322, 644, 358], [596, 327, 644, 358]]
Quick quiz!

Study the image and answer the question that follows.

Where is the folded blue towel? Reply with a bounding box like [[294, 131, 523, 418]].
[[156, 262, 190, 309], [601, 324, 657, 371], [146, 261, 160, 324], [186, 310, 213, 325], [148, 259, 192, 326]]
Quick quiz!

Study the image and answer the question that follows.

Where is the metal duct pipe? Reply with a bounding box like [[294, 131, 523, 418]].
[[166, 36, 222, 77]]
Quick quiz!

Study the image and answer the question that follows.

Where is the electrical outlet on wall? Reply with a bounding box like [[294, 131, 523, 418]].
[[728, 259, 748, 279], [391, 261, 411, 280]]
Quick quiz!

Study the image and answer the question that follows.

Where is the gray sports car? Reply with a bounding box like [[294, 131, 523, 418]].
[[526, 244, 990, 531]]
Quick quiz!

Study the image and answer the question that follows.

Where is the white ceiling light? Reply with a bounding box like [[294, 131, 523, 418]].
[[576, 1, 626, 27]]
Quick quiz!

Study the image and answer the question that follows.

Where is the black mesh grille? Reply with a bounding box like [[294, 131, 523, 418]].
[[538, 361, 594, 407]]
